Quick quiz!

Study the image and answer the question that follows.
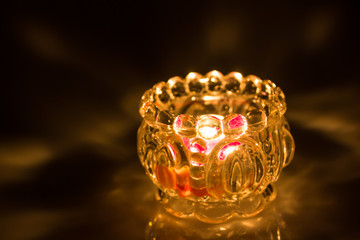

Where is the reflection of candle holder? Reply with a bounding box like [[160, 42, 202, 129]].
[[138, 71, 294, 223], [146, 187, 286, 240]]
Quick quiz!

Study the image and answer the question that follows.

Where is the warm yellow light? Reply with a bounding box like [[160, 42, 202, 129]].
[[155, 85, 163, 95], [198, 126, 219, 139], [234, 72, 243, 80], [209, 70, 222, 77], [203, 95, 216, 101], [167, 78, 176, 87], [187, 72, 197, 79], [138, 70, 295, 224], [199, 78, 208, 83]]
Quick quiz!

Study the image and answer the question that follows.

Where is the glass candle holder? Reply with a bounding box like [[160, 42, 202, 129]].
[[137, 70, 295, 223]]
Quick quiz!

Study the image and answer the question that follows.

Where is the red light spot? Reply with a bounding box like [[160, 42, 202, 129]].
[[190, 143, 206, 153], [228, 115, 245, 129]]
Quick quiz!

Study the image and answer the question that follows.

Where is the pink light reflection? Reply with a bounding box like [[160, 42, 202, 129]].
[[204, 137, 224, 155], [190, 143, 206, 153], [218, 142, 242, 161], [228, 115, 246, 129], [181, 135, 225, 155], [190, 160, 204, 166], [181, 137, 191, 150]]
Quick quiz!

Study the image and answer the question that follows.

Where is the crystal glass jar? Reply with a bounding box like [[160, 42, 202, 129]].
[[137, 71, 295, 223]]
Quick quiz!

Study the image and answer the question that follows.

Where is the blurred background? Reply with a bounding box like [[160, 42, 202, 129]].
[[1, 1, 359, 239]]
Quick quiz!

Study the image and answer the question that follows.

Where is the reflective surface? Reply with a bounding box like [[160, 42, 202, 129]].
[[145, 197, 286, 240], [2, 1, 359, 239]]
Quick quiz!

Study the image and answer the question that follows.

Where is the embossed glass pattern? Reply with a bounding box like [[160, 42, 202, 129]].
[[137, 71, 295, 223]]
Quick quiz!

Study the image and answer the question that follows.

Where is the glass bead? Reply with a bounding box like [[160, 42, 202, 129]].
[[274, 87, 287, 114], [283, 128, 295, 167], [144, 104, 159, 124], [267, 104, 281, 122], [186, 72, 205, 93], [242, 75, 261, 95], [246, 109, 267, 131], [190, 158, 206, 179], [174, 114, 197, 138], [139, 89, 154, 117], [168, 76, 186, 97], [205, 70, 223, 92], [196, 115, 222, 140], [224, 72, 242, 92], [154, 82, 170, 105], [258, 80, 275, 100], [223, 114, 247, 136], [156, 110, 175, 127], [188, 137, 207, 154]]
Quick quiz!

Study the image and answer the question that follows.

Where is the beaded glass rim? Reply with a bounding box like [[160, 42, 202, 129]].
[[139, 70, 287, 138]]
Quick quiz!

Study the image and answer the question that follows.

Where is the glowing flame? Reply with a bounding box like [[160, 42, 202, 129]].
[[198, 126, 219, 139]]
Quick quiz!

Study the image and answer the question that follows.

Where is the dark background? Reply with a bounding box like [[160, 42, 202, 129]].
[[1, 1, 359, 240]]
